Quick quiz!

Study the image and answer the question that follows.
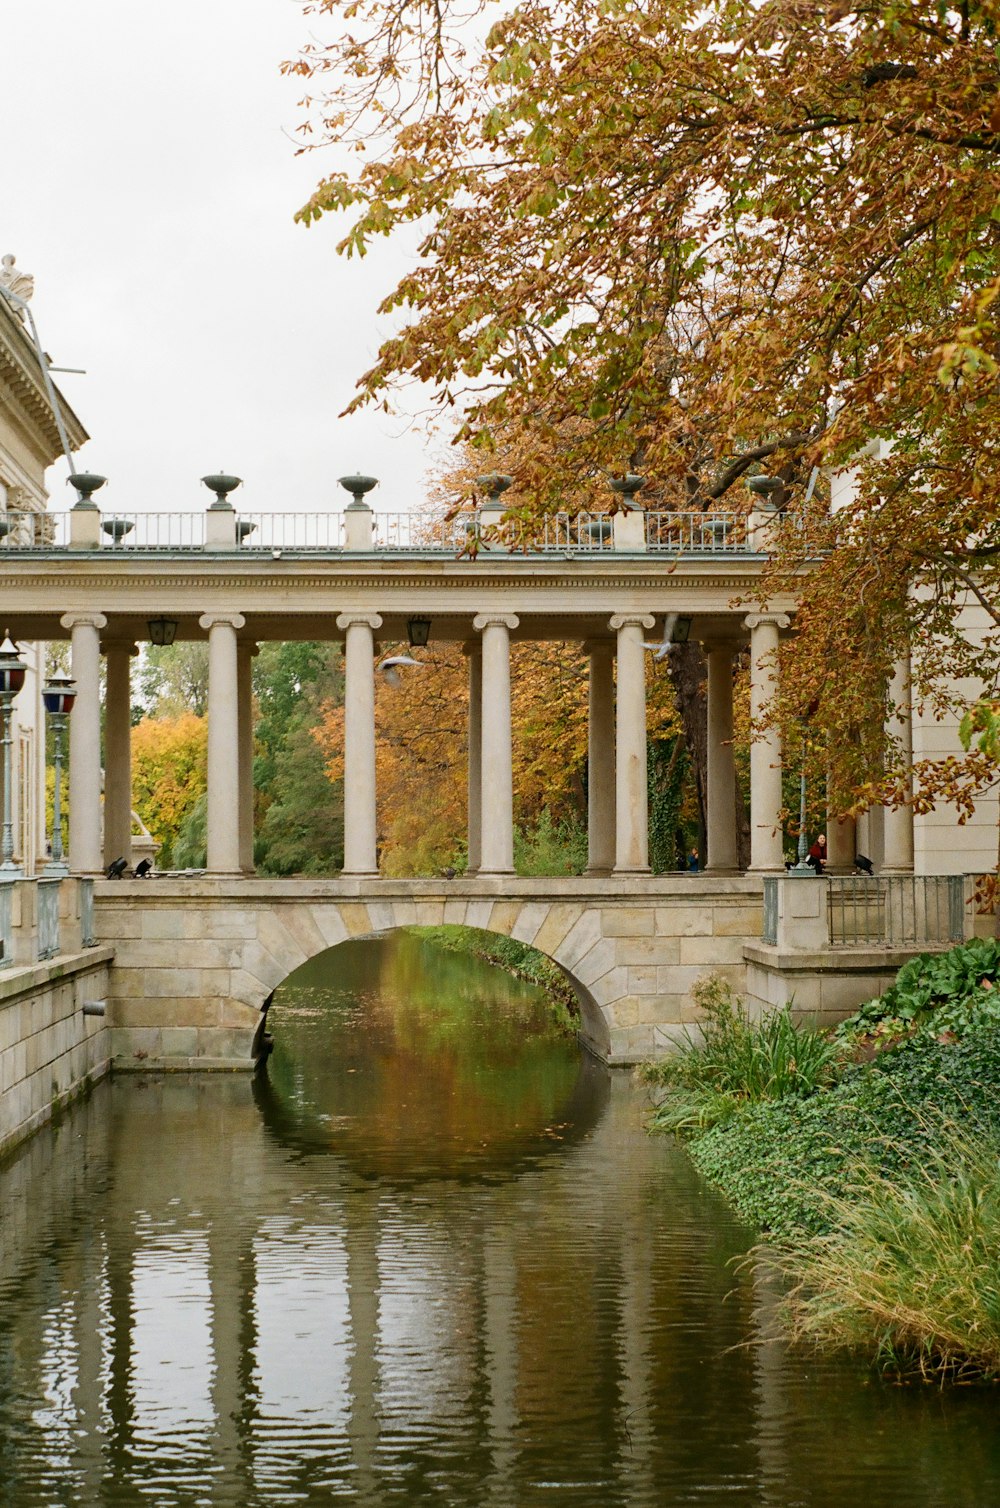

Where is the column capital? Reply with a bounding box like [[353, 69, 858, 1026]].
[[336, 612, 383, 633], [101, 638, 140, 656], [237, 640, 261, 659], [199, 612, 246, 633], [609, 613, 654, 632], [743, 612, 790, 632], [700, 637, 739, 657], [473, 613, 519, 633], [583, 638, 616, 656], [60, 612, 107, 633], [462, 639, 482, 658]]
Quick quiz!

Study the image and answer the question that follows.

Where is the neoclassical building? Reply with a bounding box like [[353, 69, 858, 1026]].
[[0, 260, 88, 874]]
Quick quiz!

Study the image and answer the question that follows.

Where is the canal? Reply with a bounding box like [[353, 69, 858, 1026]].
[[0, 932, 998, 1506]]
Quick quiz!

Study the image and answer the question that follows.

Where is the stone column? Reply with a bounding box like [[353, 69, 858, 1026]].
[[103, 640, 137, 868], [610, 613, 654, 874], [703, 640, 738, 872], [585, 640, 616, 875], [199, 613, 246, 876], [473, 613, 519, 876], [464, 641, 483, 874], [883, 646, 914, 873], [744, 612, 791, 872], [826, 810, 856, 874], [236, 642, 257, 875], [337, 612, 383, 875], [60, 612, 107, 876]]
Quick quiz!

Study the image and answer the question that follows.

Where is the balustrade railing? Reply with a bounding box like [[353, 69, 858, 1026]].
[[827, 874, 964, 948], [646, 511, 747, 553], [37, 879, 60, 960], [0, 881, 12, 969], [0, 511, 68, 548], [0, 508, 758, 556], [80, 879, 96, 947], [762, 875, 779, 945]]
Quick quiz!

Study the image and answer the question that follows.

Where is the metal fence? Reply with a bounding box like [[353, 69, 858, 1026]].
[[827, 874, 965, 948], [0, 882, 12, 969], [37, 879, 61, 960], [80, 879, 96, 947], [762, 875, 779, 944], [95, 513, 207, 550], [0, 511, 69, 548], [0, 508, 757, 556], [645, 512, 747, 553]]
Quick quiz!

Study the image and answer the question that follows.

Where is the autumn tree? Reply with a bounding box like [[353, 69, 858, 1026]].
[[290, 0, 1000, 827], [131, 713, 208, 866]]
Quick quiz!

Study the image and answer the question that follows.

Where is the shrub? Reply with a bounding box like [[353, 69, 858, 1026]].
[[644, 976, 841, 1133], [836, 938, 1000, 1048]]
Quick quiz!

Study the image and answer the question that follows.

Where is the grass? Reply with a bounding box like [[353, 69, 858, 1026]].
[[772, 1124, 1000, 1381], [641, 975, 841, 1133]]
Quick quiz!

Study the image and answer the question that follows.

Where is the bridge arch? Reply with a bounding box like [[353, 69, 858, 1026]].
[[243, 897, 612, 1061]]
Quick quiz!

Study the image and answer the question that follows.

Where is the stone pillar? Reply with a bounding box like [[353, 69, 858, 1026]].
[[60, 612, 107, 876], [337, 612, 383, 875], [744, 612, 791, 872], [199, 613, 246, 875], [826, 809, 856, 875], [703, 640, 738, 872], [883, 647, 914, 873], [103, 640, 137, 868], [585, 640, 616, 875], [464, 641, 483, 874], [473, 613, 519, 876], [237, 642, 257, 875], [610, 613, 654, 874]]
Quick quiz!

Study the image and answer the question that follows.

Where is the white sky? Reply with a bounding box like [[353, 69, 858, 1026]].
[[3, 0, 447, 515]]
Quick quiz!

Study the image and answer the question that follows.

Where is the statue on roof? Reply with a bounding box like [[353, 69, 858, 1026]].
[[0, 255, 35, 310]]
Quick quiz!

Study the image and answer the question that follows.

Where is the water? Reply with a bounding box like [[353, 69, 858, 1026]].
[[1, 932, 998, 1507]]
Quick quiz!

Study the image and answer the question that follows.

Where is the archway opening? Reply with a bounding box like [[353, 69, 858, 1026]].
[[253, 927, 609, 1180]]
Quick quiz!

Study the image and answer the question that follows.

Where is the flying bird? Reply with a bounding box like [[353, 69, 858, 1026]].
[[377, 654, 425, 688], [642, 613, 680, 661]]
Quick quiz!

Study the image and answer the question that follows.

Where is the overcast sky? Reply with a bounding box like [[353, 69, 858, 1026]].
[[4, 0, 444, 515]]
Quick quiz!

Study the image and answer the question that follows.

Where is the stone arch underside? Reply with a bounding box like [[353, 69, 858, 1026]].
[[236, 897, 614, 1060]]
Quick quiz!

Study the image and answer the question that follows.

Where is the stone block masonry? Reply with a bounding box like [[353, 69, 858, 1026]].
[[95, 876, 765, 1068], [0, 948, 113, 1159]]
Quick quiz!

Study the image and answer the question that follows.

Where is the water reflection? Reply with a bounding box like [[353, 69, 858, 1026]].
[[0, 935, 998, 1506], [255, 934, 606, 1179]]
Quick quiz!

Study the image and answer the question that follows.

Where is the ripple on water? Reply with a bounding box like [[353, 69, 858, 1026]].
[[0, 933, 998, 1506]]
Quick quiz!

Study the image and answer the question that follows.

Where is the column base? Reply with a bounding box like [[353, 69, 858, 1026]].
[[341, 869, 380, 878], [477, 868, 515, 878], [879, 865, 914, 876], [584, 865, 613, 878], [705, 865, 741, 877], [612, 866, 651, 877]]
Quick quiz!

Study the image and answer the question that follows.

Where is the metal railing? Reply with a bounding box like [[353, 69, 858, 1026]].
[[762, 875, 779, 944], [827, 875, 965, 948], [37, 879, 60, 960], [0, 511, 69, 548], [80, 879, 96, 947], [96, 512, 206, 550], [646, 511, 748, 553], [0, 881, 12, 969], [0, 508, 761, 556], [232, 513, 345, 551]]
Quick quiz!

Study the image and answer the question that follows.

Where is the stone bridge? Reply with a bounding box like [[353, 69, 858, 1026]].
[[94, 875, 763, 1068]]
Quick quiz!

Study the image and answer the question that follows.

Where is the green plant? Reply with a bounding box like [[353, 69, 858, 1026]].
[[772, 1124, 1000, 1381], [645, 976, 840, 1133], [836, 938, 1000, 1048], [514, 808, 588, 877]]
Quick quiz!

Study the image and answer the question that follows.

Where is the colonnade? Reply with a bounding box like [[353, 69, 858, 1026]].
[[57, 610, 916, 880]]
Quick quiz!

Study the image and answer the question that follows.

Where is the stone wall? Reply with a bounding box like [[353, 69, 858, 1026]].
[[0, 948, 113, 1158], [94, 876, 764, 1068]]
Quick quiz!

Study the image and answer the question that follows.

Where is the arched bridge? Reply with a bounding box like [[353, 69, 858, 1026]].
[[94, 875, 763, 1068]]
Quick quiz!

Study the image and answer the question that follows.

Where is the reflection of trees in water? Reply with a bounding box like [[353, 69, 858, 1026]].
[[253, 934, 610, 1181]]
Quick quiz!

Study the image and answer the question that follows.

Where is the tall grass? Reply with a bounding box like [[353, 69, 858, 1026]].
[[771, 1124, 1000, 1381], [644, 976, 840, 1133]]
